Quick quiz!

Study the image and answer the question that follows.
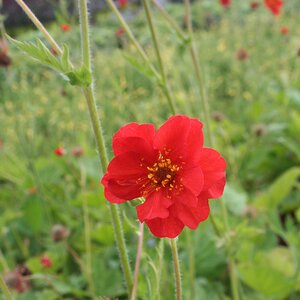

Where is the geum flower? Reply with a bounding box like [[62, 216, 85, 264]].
[[102, 116, 226, 238], [264, 0, 283, 15], [219, 0, 231, 8]]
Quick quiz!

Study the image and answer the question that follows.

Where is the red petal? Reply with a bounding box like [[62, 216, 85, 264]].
[[154, 115, 203, 164], [180, 165, 204, 195], [102, 173, 142, 203], [198, 148, 226, 198], [107, 152, 147, 180], [113, 123, 155, 156], [136, 190, 172, 221], [172, 187, 199, 207], [145, 213, 184, 238], [174, 198, 210, 229], [113, 137, 158, 163]]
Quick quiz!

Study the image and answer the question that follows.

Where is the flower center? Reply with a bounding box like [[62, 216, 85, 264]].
[[147, 157, 179, 191]]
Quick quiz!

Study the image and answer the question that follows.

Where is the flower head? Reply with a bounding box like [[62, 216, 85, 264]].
[[280, 26, 289, 35], [60, 24, 71, 32], [54, 147, 66, 156], [72, 146, 84, 157], [41, 255, 52, 268], [101, 115, 226, 238], [51, 224, 70, 242], [0, 39, 11, 68], [219, 0, 231, 8], [236, 48, 249, 61], [4, 271, 30, 293], [115, 27, 125, 38], [264, 0, 283, 15], [250, 1, 259, 9], [118, 0, 128, 8]]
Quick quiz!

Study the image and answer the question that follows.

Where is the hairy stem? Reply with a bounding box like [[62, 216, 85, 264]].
[[141, 0, 176, 114], [105, 0, 159, 78], [229, 259, 240, 300], [0, 275, 12, 300], [151, 0, 187, 41], [183, 0, 212, 146], [130, 223, 144, 300], [15, 0, 62, 55], [15, 0, 133, 294], [170, 239, 182, 300], [78, 0, 133, 293]]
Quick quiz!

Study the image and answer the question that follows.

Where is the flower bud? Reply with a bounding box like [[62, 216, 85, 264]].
[[51, 224, 70, 242]]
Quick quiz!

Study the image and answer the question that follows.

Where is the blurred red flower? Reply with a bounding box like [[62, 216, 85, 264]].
[[219, 0, 231, 8], [236, 48, 249, 61], [280, 26, 289, 35], [264, 0, 283, 15], [41, 255, 52, 268], [101, 115, 226, 238], [54, 147, 66, 156], [118, 0, 128, 8], [0, 39, 11, 68], [250, 1, 259, 9], [60, 24, 71, 32], [4, 271, 30, 293], [72, 146, 84, 157], [115, 27, 125, 38]]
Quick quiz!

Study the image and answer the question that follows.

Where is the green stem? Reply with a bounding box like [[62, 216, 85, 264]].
[[105, 0, 159, 79], [183, 0, 212, 146], [130, 223, 144, 300], [78, 0, 133, 293], [141, 0, 176, 114], [80, 164, 96, 300], [186, 231, 195, 300], [15, 0, 62, 55], [183, 1, 239, 299], [170, 239, 182, 300], [151, 0, 187, 42], [0, 275, 12, 300], [229, 259, 240, 300], [15, 0, 133, 294], [78, 0, 90, 69]]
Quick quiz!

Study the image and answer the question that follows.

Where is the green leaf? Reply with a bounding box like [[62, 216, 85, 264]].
[[61, 44, 71, 71], [255, 167, 300, 210], [65, 65, 92, 87], [22, 196, 44, 233], [8, 36, 66, 73], [238, 263, 294, 298], [124, 54, 156, 80]]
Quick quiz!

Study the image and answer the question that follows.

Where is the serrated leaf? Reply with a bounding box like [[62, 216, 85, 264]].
[[65, 65, 92, 87], [8, 36, 72, 75], [61, 44, 71, 71], [124, 54, 156, 80]]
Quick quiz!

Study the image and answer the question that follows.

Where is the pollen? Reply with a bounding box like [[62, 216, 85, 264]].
[[146, 156, 181, 191]]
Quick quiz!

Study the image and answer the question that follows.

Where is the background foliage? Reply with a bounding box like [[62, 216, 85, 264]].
[[0, 0, 300, 299]]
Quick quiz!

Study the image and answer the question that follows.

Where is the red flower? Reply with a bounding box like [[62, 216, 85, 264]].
[[101, 115, 226, 238], [41, 255, 52, 268], [250, 1, 259, 9], [236, 48, 249, 61], [280, 26, 288, 35], [0, 39, 11, 68], [219, 0, 231, 8], [115, 27, 125, 38], [72, 146, 84, 157], [60, 24, 71, 32], [264, 0, 283, 15], [118, 0, 128, 8], [54, 147, 66, 156]]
